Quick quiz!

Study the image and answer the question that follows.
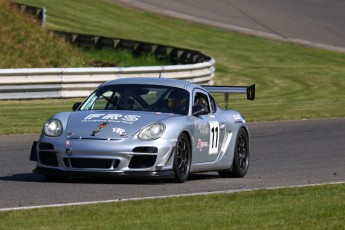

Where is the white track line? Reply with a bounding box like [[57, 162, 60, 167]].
[[1, 181, 344, 212]]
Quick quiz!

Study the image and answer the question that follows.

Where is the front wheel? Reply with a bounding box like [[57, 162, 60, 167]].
[[218, 128, 249, 178], [173, 133, 191, 183]]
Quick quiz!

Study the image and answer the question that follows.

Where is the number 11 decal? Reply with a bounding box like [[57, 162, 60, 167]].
[[209, 121, 219, 154]]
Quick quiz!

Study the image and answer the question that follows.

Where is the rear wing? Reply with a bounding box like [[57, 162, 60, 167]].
[[202, 84, 255, 110]]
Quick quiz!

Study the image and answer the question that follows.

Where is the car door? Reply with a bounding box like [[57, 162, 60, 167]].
[[192, 90, 226, 163]]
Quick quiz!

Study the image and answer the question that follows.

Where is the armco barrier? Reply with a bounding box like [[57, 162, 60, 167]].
[[0, 60, 215, 100], [55, 31, 212, 65], [1, 3, 215, 100]]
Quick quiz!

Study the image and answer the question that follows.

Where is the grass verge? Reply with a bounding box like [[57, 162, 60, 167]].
[[0, 0, 167, 68], [0, 0, 87, 68], [1, 183, 344, 229]]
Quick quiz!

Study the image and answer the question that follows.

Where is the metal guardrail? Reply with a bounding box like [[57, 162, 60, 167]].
[[0, 3, 215, 100], [55, 31, 212, 65], [0, 60, 215, 100]]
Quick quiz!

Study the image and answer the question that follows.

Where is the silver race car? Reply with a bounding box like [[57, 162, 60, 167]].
[[30, 77, 255, 183]]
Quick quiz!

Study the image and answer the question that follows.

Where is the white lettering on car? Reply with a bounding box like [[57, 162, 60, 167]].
[[122, 115, 141, 122], [233, 114, 244, 123], [112, 128, 126, 135], [84, 114, 105, 120], [103, 114, 122, 120], [197, 122, 209, 135], [83, 114, 141, 123]]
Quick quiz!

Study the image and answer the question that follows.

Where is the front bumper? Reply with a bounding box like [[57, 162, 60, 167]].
[[30, 135, 177, 179], [33, 166, 175, 179]]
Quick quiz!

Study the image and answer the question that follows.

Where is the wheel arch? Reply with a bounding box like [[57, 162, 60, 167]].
[[240, 125, 250, 145], [180, 130, 193, 162]]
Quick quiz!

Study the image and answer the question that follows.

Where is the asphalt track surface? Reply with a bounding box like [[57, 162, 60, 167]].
[[1, 1, 345, 210], [1, 119, 345, 210], [113, 0, 345, 52]]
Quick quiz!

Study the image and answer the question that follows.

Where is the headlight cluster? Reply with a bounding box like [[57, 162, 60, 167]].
[[44, 119, 63, 137], [138, 123, 165, 140]]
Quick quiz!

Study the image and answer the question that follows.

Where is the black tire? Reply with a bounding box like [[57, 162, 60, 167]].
[[173, 133, 191, 183], [218, 128, 249, 178]]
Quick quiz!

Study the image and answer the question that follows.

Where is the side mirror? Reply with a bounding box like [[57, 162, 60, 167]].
[[72, 102, 82, 111], [192, 105, 209, 116]]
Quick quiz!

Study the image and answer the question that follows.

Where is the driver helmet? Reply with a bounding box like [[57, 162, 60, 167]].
[[168, 89, 188, 108]]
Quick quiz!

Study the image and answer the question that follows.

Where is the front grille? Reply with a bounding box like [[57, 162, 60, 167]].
[[39, 151, 58, 166], [129, 155, 157, 168], [63, 158, 119, 169]]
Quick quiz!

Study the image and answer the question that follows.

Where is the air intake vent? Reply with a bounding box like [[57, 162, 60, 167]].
[[39, 151, 58, 166], [129, 155, 157, 168], [63, 158, 119, 169], [132, 146, 158, 153], [39, 143, 54, 150]]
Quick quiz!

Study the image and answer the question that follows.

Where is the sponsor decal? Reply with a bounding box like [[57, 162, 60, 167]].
[[91, 130, 100, 136], [65, 140, 72, 155], [112, 127, 126, 136], [91, 122, 109, 136], [196, 139, 208, 151], [197, 122, 209, 135], [82, 114, 141, 125], [66, 140, 71, 149], [233, 114, 244, 123], [98, 122, 109, 129]]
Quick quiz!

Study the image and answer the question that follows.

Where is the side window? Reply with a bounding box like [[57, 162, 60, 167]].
[[209, 95, 217, 113], [194, 92, 210, 113]]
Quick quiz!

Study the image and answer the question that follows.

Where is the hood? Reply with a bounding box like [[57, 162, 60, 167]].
[[66, 110, 174, 139]]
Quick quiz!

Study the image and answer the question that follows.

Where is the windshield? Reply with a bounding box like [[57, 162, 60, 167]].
[[79, 84, 190, 115]]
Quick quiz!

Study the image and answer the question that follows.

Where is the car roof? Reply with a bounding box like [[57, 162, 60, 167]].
[[101, 77, 202, 91]]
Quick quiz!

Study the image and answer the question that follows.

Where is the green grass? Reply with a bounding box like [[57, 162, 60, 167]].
[[0, 0, 342, 135], [0, 0, 87, 68], [0, 99, 79, 134], [0, 0, 166, 68], [1, 183, 345, 229]]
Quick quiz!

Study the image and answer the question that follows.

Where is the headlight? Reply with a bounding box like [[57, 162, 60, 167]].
[[138, 123, 165, 140], [43, 119, 63, 137]]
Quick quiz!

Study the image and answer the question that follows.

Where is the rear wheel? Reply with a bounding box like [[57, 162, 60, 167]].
[[218, 128, 249, 178], [173, 133, 191, 183]]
